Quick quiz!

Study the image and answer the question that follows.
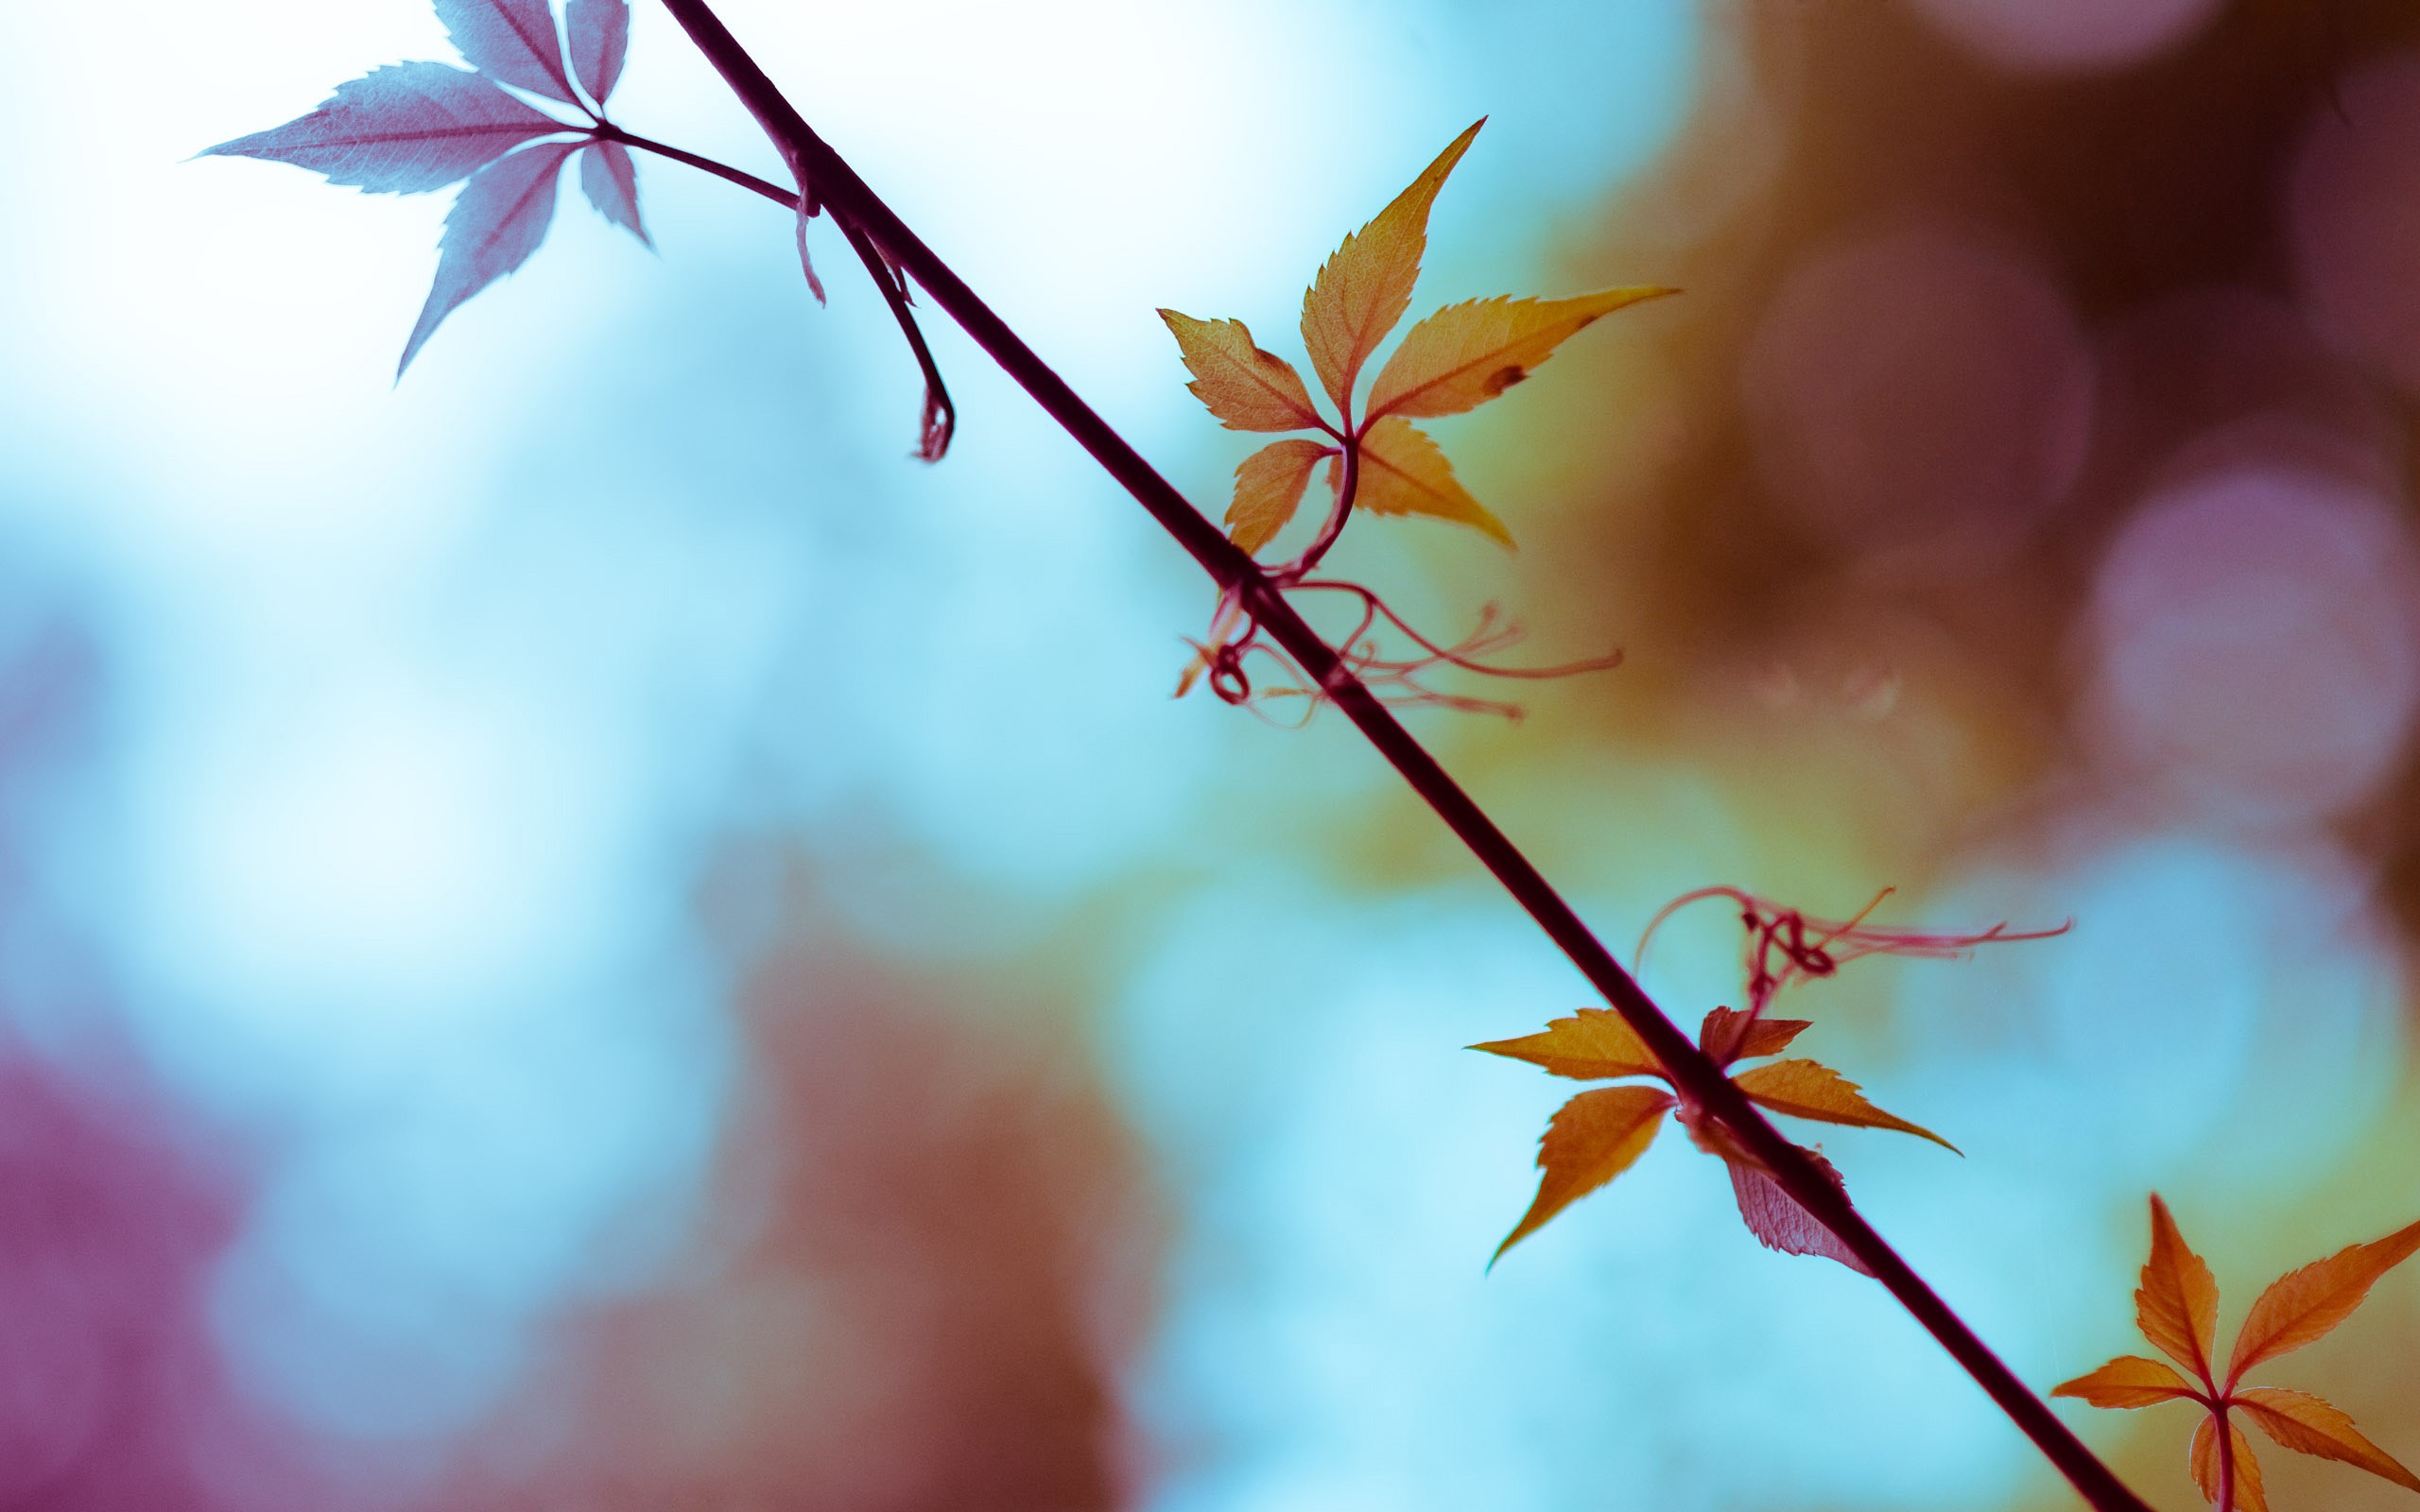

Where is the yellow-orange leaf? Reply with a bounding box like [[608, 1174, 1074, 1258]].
[[1363, 288, 1677, 422], [1159, 309, 1326, 433], [1729, 1058, 1960, 1152], [2225, 1214, 2420, 1387], [1226, 438, 1334, 555], [1300, 120, 1483, 411], [2048, 1355, 2201, 1410], [1345, 416, 1512, 545], [1698, 1007, 1809, 1066], [2139, 1194, 2223, 1387], [1470, 1008, 1664, 1082], [1493, 1085, 1673, 1264], [2236, 1387, 2420, 1493], [2190, 1416, 2268, 1512]]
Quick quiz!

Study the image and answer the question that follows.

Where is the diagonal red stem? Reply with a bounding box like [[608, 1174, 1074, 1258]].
[[647, 5, 2150, 1508]]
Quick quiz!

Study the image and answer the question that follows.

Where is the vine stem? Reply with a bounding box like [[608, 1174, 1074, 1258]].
[[647, 5, 2148, 1508], [593, 124, 956, 461], [2218, 1404, 2237, 1512]]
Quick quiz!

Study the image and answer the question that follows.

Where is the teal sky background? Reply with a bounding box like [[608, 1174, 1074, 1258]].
[[2, 3, 2416, 1509]]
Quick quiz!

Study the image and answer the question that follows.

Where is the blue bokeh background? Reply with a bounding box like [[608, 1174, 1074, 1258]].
[[3, 1, 2418, 1507]]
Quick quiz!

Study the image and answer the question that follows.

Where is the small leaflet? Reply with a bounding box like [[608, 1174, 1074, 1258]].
[[1730, 1058, 1961, 1151], [1299, 120, 1484, 411], [1471, 1008, 1665, 1082], [2045, 1356, 2198, 1410], [200, 62, 562, 195], [579, 141, 648, 246], [1725, 1152, 1874, 1276], [399, 140, 579, 375], [1363, 287, 1677, 422], [1698, 1006, 1810, 1065], [2137, 1194, 2222, 1383], [1348, 417, 1512, 546], [1226, 439, 1334, 556], [2226, 1215, 2420, 1383], [1493, 1086, 1673, 1266], [565, 0, 631, 105], [1159, 311, 1325, 434], [433, 0, 579, 104]]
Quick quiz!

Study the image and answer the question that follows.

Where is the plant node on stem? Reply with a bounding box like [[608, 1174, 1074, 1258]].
[[1174, 433, 1620, 722]]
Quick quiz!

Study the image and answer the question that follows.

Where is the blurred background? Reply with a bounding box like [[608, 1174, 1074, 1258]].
[[2, 0, 2418, 1506]]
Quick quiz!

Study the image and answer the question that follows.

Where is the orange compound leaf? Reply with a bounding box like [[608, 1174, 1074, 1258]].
[[1346, 416, 1512, 545], [1225, 438, 1335, 555], [1362, 287, 1676, 422], [1300, 119, 1483, 412], [1492, 1085, 1673, 1264], [1157, 309, 1328, 433], [1469, 1007, 1666, 1082], [2189, 1416, 2268, 1512], [1697, 1006, 1809, 1067], [2225, 1214, 2420, 1388], [1728, 1058, 1961, 1153], [2138, 1195, 2224, 1389], [2049, 1355, 2202, 1410], [2235, 1387, 2420, 1493]]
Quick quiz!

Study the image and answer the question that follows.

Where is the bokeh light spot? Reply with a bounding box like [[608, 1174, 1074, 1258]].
[[2085, 455, 2420, 825], [1742, 221, 2092, 547], [1907, 0, 2222, 76]]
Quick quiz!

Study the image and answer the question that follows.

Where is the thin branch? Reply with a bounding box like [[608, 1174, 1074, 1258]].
[[646, 6, 2151, 1508], [600, 125, 955, 459], [596, 124, 798, 208], [838, 216, 955, 460]]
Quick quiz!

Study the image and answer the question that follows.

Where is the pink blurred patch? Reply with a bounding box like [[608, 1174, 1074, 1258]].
[[2290, 50, 2420, 400], [422, 952, 1156, 1511], [0, 1053, 341, 1511], [1741, 221, 2093, 548], [2085, 452, 2420, 825], [1907, 0, 2221, 76]]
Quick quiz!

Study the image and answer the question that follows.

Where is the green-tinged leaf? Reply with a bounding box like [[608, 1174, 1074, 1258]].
[[1364, 287, 1675, 421], [1470, 1007, 1664, 1082], [1493, 1086, 1673, 1264], [1159, 310, 1327, 432], [1300, 120, 1483, 411], [1226, 438, 1334, 555]]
